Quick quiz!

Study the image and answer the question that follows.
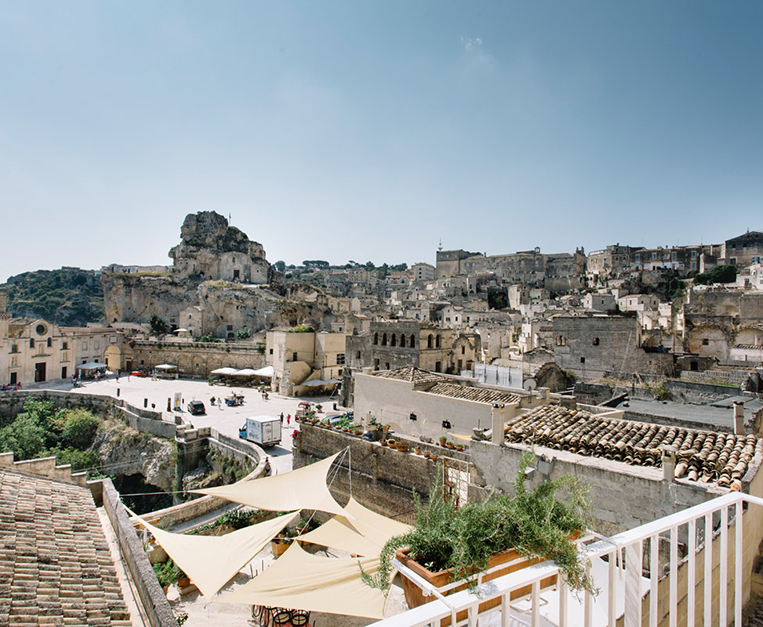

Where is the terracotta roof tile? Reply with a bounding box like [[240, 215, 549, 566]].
[[504, 405, 762, 489], [0, 469, 131, 625]]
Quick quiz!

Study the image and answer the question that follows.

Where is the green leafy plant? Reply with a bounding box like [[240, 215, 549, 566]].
[[236, 326, 253, 340], [152, 559, 179, 587], [362, 453, 594, 595]]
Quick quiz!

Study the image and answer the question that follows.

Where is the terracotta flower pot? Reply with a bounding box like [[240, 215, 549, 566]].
[[395, 547, 557, 626]]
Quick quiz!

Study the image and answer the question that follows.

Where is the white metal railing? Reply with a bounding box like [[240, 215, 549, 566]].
[[369, 492, 763, 627]]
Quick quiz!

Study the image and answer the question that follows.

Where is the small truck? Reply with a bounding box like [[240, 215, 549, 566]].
[[239, 416, 282, 447]]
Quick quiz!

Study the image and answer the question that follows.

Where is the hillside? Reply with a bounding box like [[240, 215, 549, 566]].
[[1, 267, 104, 326]]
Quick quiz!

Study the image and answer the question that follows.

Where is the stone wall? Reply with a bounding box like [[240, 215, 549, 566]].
[[101, 479, 177, 627], [294, 423, 468, 518], [469, 440, 735, 536]]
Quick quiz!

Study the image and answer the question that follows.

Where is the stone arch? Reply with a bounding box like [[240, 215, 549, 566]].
[[104, 345, 122, 371], [177, 354, 193, 374], [399, 334, 406, 348], [410, 334, 416, 348], [390, 333, 397, 347], [381, 333, 387, 346], [435, 334, 441, 349], [427, 334, 433, 349], [373, 332, 378, 345]]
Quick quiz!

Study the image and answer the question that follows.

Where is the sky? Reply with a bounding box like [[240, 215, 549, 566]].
[[1, 1, 762, 280]]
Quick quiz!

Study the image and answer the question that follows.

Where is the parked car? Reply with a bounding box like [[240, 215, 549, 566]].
[[188, 400, 206, 416], [131, 370, 150, 378]]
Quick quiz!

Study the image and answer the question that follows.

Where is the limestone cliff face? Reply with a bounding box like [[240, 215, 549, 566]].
[[101, 273, 197, 324], [93, 420, 176, 491]]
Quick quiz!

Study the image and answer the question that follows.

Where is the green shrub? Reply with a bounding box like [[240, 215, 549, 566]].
[[62, 409, 100, 449], [363, 453, 594, 595]]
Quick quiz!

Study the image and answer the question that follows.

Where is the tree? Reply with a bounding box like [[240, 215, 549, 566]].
[[62, 410, 100, 449], [236, 326, 253, 340], [273, 260, 286, 272], [149, 314, 169, 336], [694, 265, 737, 285]]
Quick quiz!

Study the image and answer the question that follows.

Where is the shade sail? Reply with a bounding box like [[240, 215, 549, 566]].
[[194, 452, 347, 517], [211, 367, 238, 375], [78, 362, 107, 370], [155, 364, 177, 370], [299, 497, 411, 557], [136, 511, 299, 599], [300, 378, 340, 387], [216, 542, 386, 619], [252, 366, 274, 377]]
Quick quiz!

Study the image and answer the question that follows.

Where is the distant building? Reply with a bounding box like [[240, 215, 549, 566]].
[[722, 231, 763, 267], [411, 262, 435, 282]]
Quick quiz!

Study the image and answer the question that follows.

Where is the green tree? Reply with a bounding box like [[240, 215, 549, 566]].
[[236, 326, 253, 340], [0, 412, 48, 460], [149, 314, 169, 336], [62, 410, 100, 449], [273, 260, 286, 272]]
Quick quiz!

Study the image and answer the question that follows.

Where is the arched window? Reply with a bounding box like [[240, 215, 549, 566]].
[[410, 334, 416, 348], [30, 338, 35, 349], [47, 338, 52, 348], [381, 333, 387, 346], [390, 334, 397, 347], [427, 334, 433, 349], [435, 334, 441, 349], [399, 334, 406, 348], [373, 333, 378, 345]]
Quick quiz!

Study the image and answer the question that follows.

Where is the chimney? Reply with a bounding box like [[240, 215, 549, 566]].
[[662, 446, 677, 482], [491, 402, 517, 445], [734, 401, 745, 435]]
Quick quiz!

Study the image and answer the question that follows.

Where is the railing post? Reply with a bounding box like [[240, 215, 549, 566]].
[[625, 540, 643, 627], [735, 501, 743, 626]]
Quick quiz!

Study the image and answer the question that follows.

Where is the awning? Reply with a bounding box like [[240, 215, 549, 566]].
[[231, 369, 258, 376], [155, 364, 177, 370], [300, 378, 341, 387], [194, 452, 347, 517], [211, 367, 238, 375], [77, 362, 107, 370], [252, 366, 275, 377], [299, 497, 411, 557], [134, 511, 299, 599], [215, 542, 386, 619]]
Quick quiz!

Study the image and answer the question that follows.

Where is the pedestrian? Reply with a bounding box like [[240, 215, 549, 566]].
[[116, 370, 120, 382], [280, 412, 284, 422], [287, 414, 291, 426]]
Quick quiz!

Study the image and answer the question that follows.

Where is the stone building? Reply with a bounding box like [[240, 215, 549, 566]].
[[553, 314, 674, 380], [411, 262, 435, 282], [266, 328, 348, 395], [722, 231, 763, 267]]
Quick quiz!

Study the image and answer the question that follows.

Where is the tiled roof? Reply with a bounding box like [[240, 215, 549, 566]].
[[425, 382, 520, 405], [504, 405, 762, 489], [0, 469, 131, 626], [374, 366, 447, 384]]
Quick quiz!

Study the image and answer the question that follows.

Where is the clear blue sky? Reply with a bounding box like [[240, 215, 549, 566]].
[[1, 1, 761, 280]]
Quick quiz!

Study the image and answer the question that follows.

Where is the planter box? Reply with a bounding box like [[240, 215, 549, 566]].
[[396, 546, 558, 626], [271, 540, 291, 557]]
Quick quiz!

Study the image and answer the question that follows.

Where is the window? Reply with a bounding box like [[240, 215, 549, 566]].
[[292, 352, 298, 361], [82, 342, 87, 350], [436, 335, 441, 349], [337, 353, 345, 365], [374, 358, 380, 371], [269, 348, 273, 355], [62, 342, 68, 350], [381, 333, 387, 346], [390, 334, 397, 347], [410, 334, 416, 348], [580, 357, 586, 364], [399, 335, 406, 348], [702, 338, 709, 346], [10, 345, 18, 354], [227, 325, 233, 331], [435, 361, 442, 372], [47, 338, 52, 348], [427, 334, 433, 349], [592, 338, 600, 346], [461, 346, 465, 354], [30, 339, 35, 349], [385, 362, 390, 370], [373, 333, 378, 345], [94, 341, 99, 350]]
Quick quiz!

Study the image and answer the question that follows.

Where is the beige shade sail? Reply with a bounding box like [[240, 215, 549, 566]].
[[216, 542, 386, 619], [299, 497, 411, 557], [137, 511, 299, 599], [193, 452, 347, 516]]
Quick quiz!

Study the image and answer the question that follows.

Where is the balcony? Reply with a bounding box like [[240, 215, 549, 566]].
[[369, 492, 763, 627]]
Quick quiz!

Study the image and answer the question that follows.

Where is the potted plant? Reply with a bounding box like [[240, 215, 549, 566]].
[[176, 569, 191, 589], [395, 440, 410, 453], [445, 440, 455, 450], [455, 443, 465, 452], [153, 559, 179, 595], [362, 453, 593, 623], [386, 439, 396, 448], [315, 404, 323, 413], [439, 435, 448, 447]]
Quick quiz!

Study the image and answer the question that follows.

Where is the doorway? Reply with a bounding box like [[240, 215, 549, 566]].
[[34, 362, 46, 383]]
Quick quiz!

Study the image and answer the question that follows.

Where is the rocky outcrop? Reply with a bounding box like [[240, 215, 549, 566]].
[[93, 419, 176, 492]]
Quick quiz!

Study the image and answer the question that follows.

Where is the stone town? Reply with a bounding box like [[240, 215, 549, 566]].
[[3, 212, 763, 626]]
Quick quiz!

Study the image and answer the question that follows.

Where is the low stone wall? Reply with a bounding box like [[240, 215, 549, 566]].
[[294, 423, 468, 518], [681, 369, 751, 387], [101, 479, 176, 627]]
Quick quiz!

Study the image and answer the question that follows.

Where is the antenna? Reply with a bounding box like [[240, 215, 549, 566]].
[[229, 212, 232, 224], [438, 238, 443, 252]]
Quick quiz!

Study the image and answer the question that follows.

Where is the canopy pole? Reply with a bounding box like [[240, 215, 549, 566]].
[[349, 445, 353, 498]]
